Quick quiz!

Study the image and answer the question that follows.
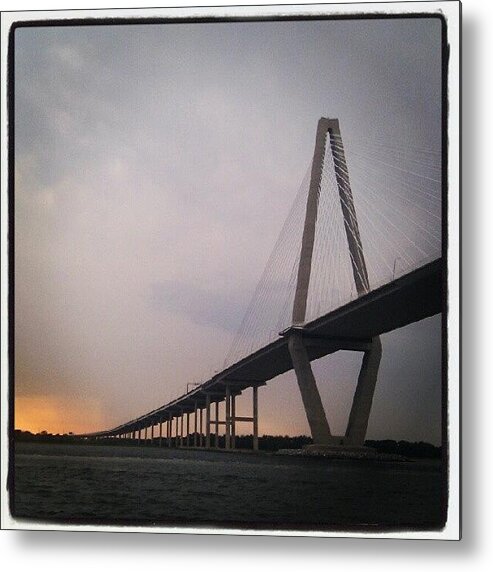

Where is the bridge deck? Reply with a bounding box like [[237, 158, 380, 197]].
[[90, 258, 443, 436]]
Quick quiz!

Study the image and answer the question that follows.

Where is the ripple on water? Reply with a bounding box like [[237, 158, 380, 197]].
[[13, 444, 444, 529]]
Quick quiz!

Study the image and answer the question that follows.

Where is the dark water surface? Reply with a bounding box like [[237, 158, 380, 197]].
[[13, 443, 446, 531]]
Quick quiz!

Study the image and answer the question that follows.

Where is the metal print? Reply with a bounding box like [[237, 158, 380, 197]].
[[0, 2, 461, 539]]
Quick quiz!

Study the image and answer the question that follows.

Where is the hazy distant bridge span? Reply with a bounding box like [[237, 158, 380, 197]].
[[83, 118, 443, 451]]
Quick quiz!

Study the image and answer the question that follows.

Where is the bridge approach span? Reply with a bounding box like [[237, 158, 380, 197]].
[[91, 257, 442, 439]]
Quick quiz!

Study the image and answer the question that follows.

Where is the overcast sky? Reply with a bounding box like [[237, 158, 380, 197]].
[[14, 17, 443, 443]]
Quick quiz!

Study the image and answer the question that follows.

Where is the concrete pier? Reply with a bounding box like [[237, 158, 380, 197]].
[[231, 394, 236, 449], [194, 402, 198, 447], [199, 407, 203, 447], [180, 412, 184, 447], [215, 401, 219, 448], [288, 330, 332, 445], [345, 337, 382, 447], [253, 386, 259, 451], [205, 394, 211, 448], [225, 385, 231, 450]]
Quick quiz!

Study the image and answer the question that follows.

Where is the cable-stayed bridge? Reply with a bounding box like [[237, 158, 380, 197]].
[[83, 118, 443, 450]]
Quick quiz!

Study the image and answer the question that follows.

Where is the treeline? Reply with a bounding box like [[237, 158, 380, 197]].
[[365, 439, 442, 459], [13, 430, 312, 450], [14, 430, 441, 458], [14, 430, 80, 444]]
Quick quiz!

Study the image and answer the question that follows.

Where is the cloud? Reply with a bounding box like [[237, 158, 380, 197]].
[[150, 280, 249, 333], [16, 394, 104, 435]]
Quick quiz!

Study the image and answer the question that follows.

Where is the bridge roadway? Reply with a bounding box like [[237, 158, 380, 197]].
[[86, 258, 443, 442]]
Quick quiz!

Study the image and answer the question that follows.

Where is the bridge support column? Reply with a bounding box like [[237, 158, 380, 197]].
[[167, 416, 171, 447], [288, 331, 332, 445], [159, 421, 163, 447], [194, 402, 198, 447], [199, 407, 203, 447], [253, 385, 259, 451], [175, 416, 179, 447], [138, 429, 141, 446], [231, 394, 236, 449], [144, 426, 148, 444], [180, 412, 184, 447], [225, 386, 231, 450], [215, 401, 219, 448], [205, 394, 211, 449], [345, 337, 382, 447], [186, 412, 190, 447]]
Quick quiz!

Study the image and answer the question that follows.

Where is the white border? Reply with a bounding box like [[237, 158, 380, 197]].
[[0, 1, 461, 540]]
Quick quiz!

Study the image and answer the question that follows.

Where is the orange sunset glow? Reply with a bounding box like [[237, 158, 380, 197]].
[[15, 395, 105, 435]]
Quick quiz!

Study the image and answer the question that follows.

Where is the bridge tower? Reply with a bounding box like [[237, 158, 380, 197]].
[[288, 117, 382, 449]]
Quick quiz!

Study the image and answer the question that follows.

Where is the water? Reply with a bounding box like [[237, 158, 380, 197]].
[[13, 443, 445, 531]]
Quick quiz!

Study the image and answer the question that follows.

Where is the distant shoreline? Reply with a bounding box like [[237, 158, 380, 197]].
[[14, 430, 441, 459]]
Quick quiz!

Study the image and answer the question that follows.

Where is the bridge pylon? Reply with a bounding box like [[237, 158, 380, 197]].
[[288, 118, 382, 449]]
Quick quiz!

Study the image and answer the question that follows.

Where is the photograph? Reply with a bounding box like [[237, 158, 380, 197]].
[[1, 1, 460, 539]]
